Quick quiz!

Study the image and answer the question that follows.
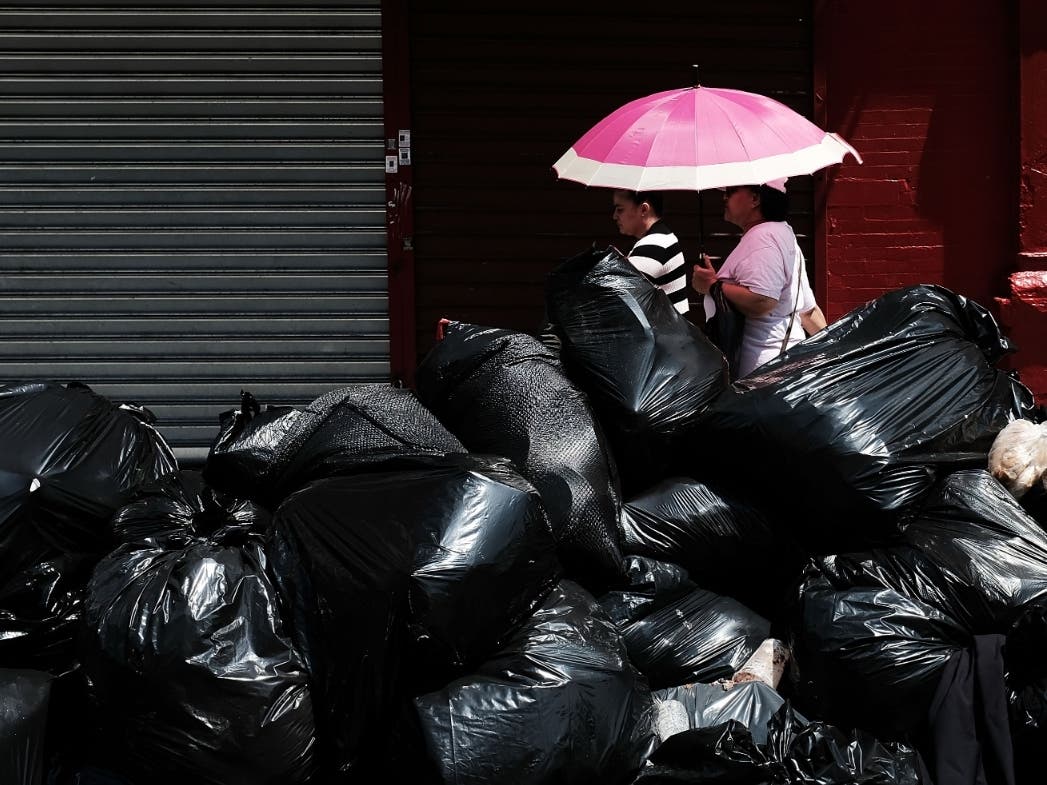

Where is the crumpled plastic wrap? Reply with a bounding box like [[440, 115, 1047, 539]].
[[546, 245, 728, 494], [416, 321, 626, 589], [415, 580, 655, 785]]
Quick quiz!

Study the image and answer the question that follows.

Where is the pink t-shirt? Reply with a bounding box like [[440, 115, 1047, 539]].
[[716, 221, 816, 377]]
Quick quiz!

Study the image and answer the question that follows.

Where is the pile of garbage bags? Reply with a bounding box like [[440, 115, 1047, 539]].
[[3, 245, 1046, 785]]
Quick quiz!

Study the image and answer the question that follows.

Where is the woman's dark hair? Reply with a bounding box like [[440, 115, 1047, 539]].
[[756, 184, 788, 221], [624, 189, 664, 217]]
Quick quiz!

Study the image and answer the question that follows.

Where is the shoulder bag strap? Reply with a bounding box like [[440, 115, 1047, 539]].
[[778, 251, 804, 356]]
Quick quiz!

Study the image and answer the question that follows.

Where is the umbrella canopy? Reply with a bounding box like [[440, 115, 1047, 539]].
[[553, 85, 862, 192]]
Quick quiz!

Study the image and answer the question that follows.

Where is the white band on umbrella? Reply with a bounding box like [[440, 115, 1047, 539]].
[[553, 134, 862, 192]]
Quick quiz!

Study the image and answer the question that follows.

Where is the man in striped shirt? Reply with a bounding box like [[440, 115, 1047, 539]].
[[612, 189, 690, 314]]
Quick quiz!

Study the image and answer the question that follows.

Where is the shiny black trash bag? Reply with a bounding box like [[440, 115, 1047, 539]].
[[0, 669, 51, 785], [414, 580, 656, 785], [790, 569, 969, 737], [690, 285, 1035, 550], [416, 320, 626, 588], [621, 477, 804, 618], [268, 454, 561, 779], [617, 588, 769, 690], [546, 246, 729, 494], [815, 470, 1047, 636], [636, 697, 925, 785], [82, 486, 316, 785], [0, 382, 177, 673], [203, 384, 466, 506], [600, 557, 769, 689], [598, 556, 696, 629]]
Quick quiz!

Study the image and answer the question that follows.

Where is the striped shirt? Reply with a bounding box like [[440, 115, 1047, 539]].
[[628, 220, 690, 314]]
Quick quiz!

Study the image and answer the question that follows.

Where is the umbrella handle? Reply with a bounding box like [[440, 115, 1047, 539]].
[[697, 190, 705, 256]]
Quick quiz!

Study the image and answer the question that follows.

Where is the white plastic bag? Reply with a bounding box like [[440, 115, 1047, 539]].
[[988, 418, 1047, 498]]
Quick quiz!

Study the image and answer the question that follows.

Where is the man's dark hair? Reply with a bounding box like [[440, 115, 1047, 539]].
[[756, 184, 788, 221], [625, 190, 664, 217]]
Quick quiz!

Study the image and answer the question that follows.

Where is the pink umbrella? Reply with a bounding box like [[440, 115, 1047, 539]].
[[553, 85, 862, 192]]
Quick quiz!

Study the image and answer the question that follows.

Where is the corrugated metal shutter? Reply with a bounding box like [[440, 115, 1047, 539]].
[[408, 1, 814, 362], [0, 2, 388, 464]]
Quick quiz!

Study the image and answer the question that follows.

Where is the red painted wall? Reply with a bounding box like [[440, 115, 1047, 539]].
[[817, 1, 1017, 320], [996, 0, 1047, 405]]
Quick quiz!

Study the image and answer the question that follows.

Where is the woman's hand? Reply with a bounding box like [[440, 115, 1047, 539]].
[[691, 254, 719, 294]]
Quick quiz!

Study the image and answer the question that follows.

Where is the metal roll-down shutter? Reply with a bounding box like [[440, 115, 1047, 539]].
[[0, 1, 388, 464]]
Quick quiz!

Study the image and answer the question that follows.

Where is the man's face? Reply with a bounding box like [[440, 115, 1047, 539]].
[[612, 191, 645, 238], [723, 185, 759, 228]]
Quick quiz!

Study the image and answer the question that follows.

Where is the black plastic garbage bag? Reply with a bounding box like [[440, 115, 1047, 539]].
[[546, 246, 728, 493], [816, 470, 1047, 636], [790, 571, 969, 737], [416, 320, 626, 588], [598, 556, 696, 629], [0, 382, 177, 672], [414, 580, 655, 785], [690, 285, 1035, 549], [269, 454, 560, 779], [203, 385, 466, 506], [0, 553, 97, 676], [82, 496, 315, 785], [0, 669, 51, 785], [602, 565, 770, 689], [638, 699, 925, 785], [621, 477, 804, 617], [108, 469, 269, 545]]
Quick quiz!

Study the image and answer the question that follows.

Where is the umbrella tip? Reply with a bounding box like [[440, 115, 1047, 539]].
[[692, 63, 700, 87]]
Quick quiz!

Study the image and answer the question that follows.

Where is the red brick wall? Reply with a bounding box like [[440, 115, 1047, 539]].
[[817, 1, 1017, 321], [996, 0, 1047, 405]]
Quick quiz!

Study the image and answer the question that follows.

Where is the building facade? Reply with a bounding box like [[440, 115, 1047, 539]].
[[0, 1, 1041, 463]]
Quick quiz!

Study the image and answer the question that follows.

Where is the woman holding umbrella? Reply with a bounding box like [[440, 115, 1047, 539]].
[[691, 178, 826, 378]]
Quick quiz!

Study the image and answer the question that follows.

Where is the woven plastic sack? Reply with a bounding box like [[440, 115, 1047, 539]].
[[417, 321, 625, 588], [204, 385, 466, 507]]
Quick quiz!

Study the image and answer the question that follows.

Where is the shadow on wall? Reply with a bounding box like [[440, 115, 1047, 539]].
[[821, 0, 1017, 318]]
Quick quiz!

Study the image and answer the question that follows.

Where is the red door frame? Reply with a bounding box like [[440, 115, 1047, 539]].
[[381, 0, 416, 387]]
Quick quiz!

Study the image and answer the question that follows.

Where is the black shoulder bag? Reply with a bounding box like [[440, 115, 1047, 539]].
[[703, 280, 746, 380]]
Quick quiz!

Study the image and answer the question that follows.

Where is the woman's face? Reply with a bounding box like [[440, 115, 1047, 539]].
[[723, 186, 760, 229], [612, 191, 645, 238]]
